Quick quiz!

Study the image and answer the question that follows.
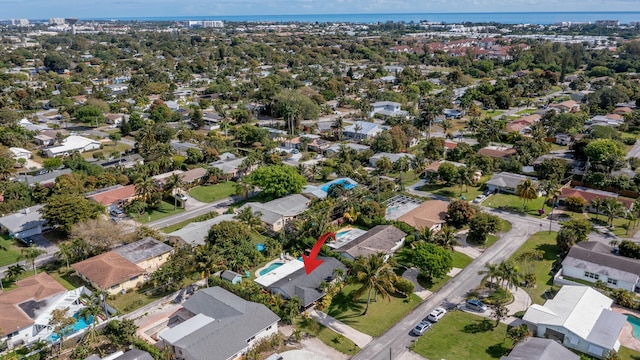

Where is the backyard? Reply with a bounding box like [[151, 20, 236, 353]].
[[484, 194, 547, 217], [326, 283, 421, 337], [418, 176, 489, 200], [411, 311, 513, 360], [506, 231, 559, 305], [189, 182, 236, 203], [132, 201, 185, 224]]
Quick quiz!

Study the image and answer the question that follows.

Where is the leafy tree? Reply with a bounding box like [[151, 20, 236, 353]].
[[351, 253, 397, 315], [565, 196, 586, 212], [506, 324, 530, 344], [41, 194, 104, 233], [423, 137, 445, 160], [437, 162, 458, 185], [394, 277, 415, 297], [489, 300, 509, 327], [42, 157, 63, 171], [190, 107, 204, 129], [108, 132, 121, 147], [556, 219, 591, 256], [74, 105, 105, 125], [248, 165, 306, 200], [468, 213, 501, 244], [584, 139, 625, 166], [537, 158, 568, 182], [447, 199, 476, 227], [412, 242, 453, 281], [44, 53, 70, 72], [371, 131, 395, 153], [207, 220, 253, 245]]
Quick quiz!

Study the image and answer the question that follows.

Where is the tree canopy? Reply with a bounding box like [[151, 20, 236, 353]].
[[248, 165, 306, 200]]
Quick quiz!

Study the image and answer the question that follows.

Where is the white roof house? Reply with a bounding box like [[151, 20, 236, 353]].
[[343, 121, 387, 140], [0, 205, 46, 239], [43, 135, 101, 157], [522, 285, 626, 359], [9, 147, 32, 160]]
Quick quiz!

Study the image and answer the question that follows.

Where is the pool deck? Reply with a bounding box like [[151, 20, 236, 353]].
[[612, 305, 640, 352]]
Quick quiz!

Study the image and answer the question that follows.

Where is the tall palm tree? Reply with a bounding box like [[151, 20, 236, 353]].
[[234, 207, 263, 231], [332, 118, 344, 140], [435, 226, 459, 252], [134, 177, 156, 204], [478, 262, 500, 290], [602, 198, 625, 227], [539, 180, 559, 210], [498, 261, 521, 295], [164, 173, 185, 210], [6, 264, 25, 281], [78, 291, 106, 345], [456, 167, 471, 196], [354, 123, 363, 142], [21, 246, 44, 275], [393, 156, 410, 191], [351, 253, 397, 316], [516, 179, 538, 208], [343, 206, 361, 223], [234, 180, 252, 200], [56, 241, 73, 268], [441, 118, 452, 138], [590, 198, 604, 221]]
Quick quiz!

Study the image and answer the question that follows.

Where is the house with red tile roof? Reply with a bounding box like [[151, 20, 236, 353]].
[[558, 187, 633, 212], [477, 147, 517, 159], [87, 184, 137, 209]]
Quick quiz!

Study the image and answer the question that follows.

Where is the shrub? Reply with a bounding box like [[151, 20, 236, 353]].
[[565, 196, 586, 212], [394, 277, 415, 297], [623, 136, 637, 146]]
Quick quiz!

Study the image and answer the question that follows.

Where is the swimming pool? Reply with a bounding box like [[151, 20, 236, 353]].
[[626, 314, 640, 339], [259, 262, 284, 276], [321, 179, 356, 193], [336, 229, 352, 238], [47, 313, 93, 342]]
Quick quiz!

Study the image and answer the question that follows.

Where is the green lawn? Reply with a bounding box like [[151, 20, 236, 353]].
[[50, 271, 87, 291], [189, 182, 236, 203], [482, 110, 505, 118], [507, 231, 558, 305], [326, 283, 421, 337], [515, 109, 536, 115], [417, 274, 451, 292], [295, 317, 360, 356], [0, 235, 24, 267], [411, 311, 513, 360], [452, 251, 473, 268], [619, 346, 640, 360], [484, 194, 547, 217], [418, 177, 488, 201], [133, 201, 185, 224]]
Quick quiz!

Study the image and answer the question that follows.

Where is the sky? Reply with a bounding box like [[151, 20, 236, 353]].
[[2, 0, 640, 19]]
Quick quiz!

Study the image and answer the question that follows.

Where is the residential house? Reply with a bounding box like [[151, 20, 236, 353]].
[[255, 258, 347, 308], [167, 214, 236, 246], [219, 270, 243, 285], [33, 134, 55, 146], [99, 154, 144, 169], [485, 172, 540, 195], [549, 100, 580, 113], [86, 185, 137, 211], [369, 152, 415, 167], [561, 242, 640, 292], [302, 178, 358, 199], [9, 147, 31, 160], [443, 109, 464, 119], [210, 155, 254, 180], [104, 113, 124, 125], [589, 114, 624, 127], [0, 273, 66, 344], [15, 168, 72, 187], [325, 143, 370, 156], [19, 119, 49, 132], [397, 200, 449, 232], [558, 187, 633, 212], [179, 168, 207, 186], [368, 101, 409, 118], [334, 225, 407, 261], [239, 194, 310, 232], [505, 114, 540, 134], [72, 237, 172, 295], [343, 121, 385, 140], [170, 141, 200, 156], [43, 135, 101, 157], [477, 147, 517, 159], [555, 133, 574, 146], [500, 337, 579, 360], [159, 287, 280, 360], [522, 285, 626, 359], [0, 205, 46, 239]]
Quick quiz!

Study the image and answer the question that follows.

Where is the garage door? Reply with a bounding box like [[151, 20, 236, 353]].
[[16, 226, 41, 239]]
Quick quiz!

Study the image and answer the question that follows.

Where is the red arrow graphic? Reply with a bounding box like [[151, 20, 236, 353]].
[[302, 232, 336, 275]]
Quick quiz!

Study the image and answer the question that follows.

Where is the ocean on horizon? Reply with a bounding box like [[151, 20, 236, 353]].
[[88, 12, 640, 25]]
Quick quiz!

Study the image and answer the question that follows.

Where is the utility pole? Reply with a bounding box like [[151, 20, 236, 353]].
[[549, 206, 554, 234]]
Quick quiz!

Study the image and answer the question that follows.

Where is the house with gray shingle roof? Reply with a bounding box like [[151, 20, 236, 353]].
[[335, 225, 407, 260], [159, 287, 280, 360], [239, 194, 310, 232], [500, 337, 579, 360], [0, 205, 46, 240], [485, 172, 540, 195], [167, 214, 236, 246]]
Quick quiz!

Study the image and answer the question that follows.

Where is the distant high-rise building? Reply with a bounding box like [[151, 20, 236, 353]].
[[49, 18, 65, 25], [202, 21, 224, 28], [10, 19, 29, 26], [186, 20, 224, 28]]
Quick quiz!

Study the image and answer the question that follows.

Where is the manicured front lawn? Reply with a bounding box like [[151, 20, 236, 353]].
[[411, 311, 513, 360], [133, 201, 185, 224], [418, 176, 489, 200], [295, 317, 360, 356], [484, 194, 547, 217], [506, 231, 558, 305], [417, 274, 451, 292], [326, 283, 421, 337], [189, 182, 236, 203], [0, 235, 24, 267], [452, 251, 473, 268], [482, 109, 505, 118]]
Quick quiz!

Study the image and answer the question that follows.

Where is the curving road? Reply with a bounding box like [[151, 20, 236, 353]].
[[352, 208, 561, 360]]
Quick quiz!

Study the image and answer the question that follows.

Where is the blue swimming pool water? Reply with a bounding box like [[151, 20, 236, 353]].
[[47, 313, 93, 342], [336, 229, 351, 238], [627, 314, 640, 339], [259, 262, 284, 276], [321, 179, 356, 193]]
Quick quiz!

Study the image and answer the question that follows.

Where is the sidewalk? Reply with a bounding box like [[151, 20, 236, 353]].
[[307, 309, 373, 348]]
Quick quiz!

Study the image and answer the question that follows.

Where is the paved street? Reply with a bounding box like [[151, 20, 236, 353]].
[[351, 210, 561, 360], [146, 196, 235, 229]]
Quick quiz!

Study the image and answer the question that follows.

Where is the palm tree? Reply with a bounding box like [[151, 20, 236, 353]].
[[343, 207, 361, 223], [393, 156, 410, 191], [351, 253, 397, 316], [516, 179, 538, 208], [498, 261, 521, 295], [6, 264, 25, 281], [539, 180, 559, 210], [478, 263, 500, 290], [590, 198, 604, 221], [441, 118, 452, 137], [375, 156, 393, 176], [164, 173, 185, 210], [435, 226, 459, 252], [332, 118, 344, 140], [234, 207, 263, 231], [134, 177, 156, 204], [354, 123, 363, 142], [602, 198, 625, 227], [21, 246, 44, 275], [56, 241, 73, 268], [234, 180, 252, 200], [456, 167, 471, 196], [78, 291, 106, 345]]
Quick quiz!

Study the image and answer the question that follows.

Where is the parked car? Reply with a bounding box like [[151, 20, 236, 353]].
[[466, 299, 487, 312], [472, 195, 486, 204], [177, 192, 188, 201], [411, 321, 432, 336], [110, 208, 125, 218], [427, 307, 447, 322]]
